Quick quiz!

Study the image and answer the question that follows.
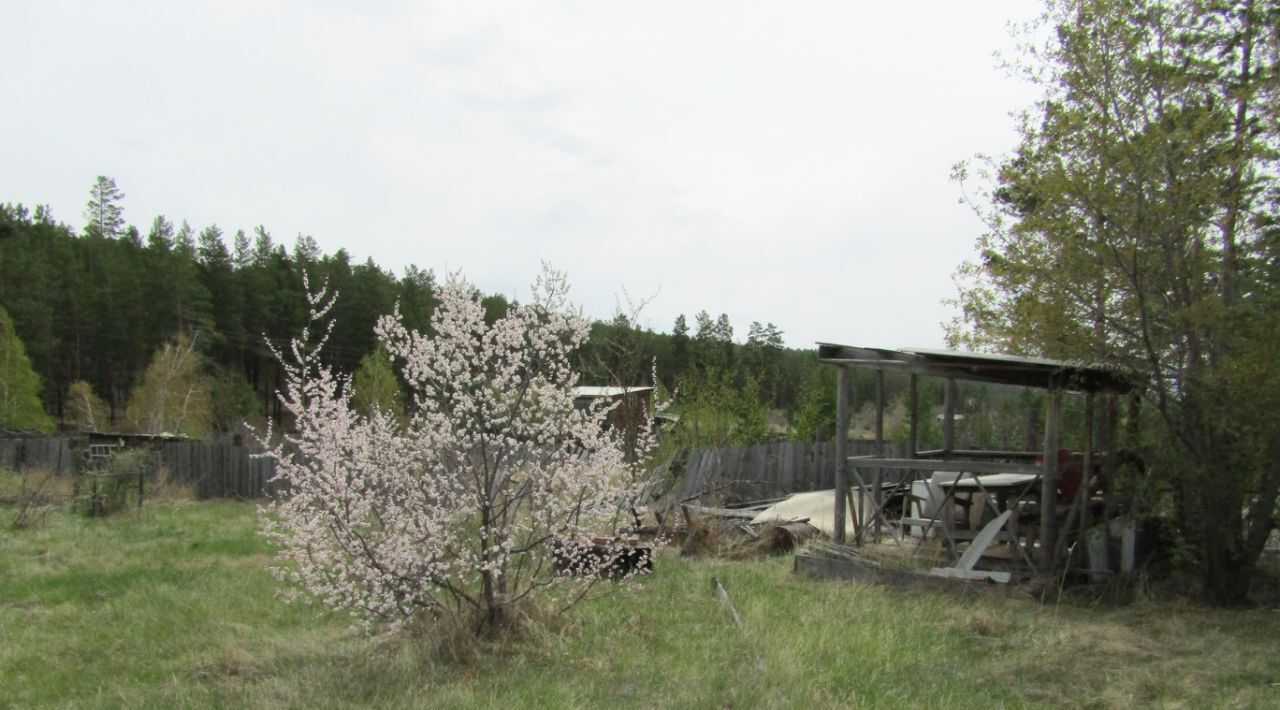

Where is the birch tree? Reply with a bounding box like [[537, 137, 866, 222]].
[[124, 333, 213, 438]]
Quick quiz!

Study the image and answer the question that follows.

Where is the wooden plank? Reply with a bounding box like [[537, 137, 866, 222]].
[[848, 458, 1041, 475], [943, 377, 957, 454], [690, 505, 759, 520], [929, 567, 1011, 584], [954, 510, 1013, 571], [909, 374, 918, 458], [785, 442, 798, 493], [834, 366, 850, 543], [874, 369, 884, 538], [794, 552, 982, 591], [1041, 390, 1062, 573], [754, 444, 769, 498], [915, 449, 1039, 460]]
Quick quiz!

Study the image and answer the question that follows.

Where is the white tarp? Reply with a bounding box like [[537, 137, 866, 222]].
[[750, 489, 872, 539]]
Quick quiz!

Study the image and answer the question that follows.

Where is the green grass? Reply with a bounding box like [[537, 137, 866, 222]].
[[3, 500, 1280, 708]]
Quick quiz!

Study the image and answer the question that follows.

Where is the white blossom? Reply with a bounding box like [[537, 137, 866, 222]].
[[260, 265, 665, 632]]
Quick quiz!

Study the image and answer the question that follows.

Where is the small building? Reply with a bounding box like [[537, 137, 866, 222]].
[[572, 386, 655, 434], [815, 343, 1135, 577]]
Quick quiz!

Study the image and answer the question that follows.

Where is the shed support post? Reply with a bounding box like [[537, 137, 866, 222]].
[[1101, 394, 1120, 526], [873, 369, 885, 539], [943, 377, 957, 454], [834, 366, 850, 544], [908, 374, 918, 458], [1040, 390, 1062, 573], [1026, 404, 1040, 452], [1080, 393, 1095, 538]]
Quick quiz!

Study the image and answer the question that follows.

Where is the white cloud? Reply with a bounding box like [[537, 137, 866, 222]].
[[0, 0, 1041, 349]]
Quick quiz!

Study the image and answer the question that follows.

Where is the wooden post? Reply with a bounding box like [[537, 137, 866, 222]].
[[1124, 392, 1140, 449], [834, 366, 850, 544], [1025, 404, 1040, 452], [943, 377, 957, 454], [1040, 390, 1062, 572], [873, 369, 885, 539], [1101, 394, 1119, 527], [908, 374, 918, 458], [1080, 393, 1094, 537], [1056, 393, 1094, 563]]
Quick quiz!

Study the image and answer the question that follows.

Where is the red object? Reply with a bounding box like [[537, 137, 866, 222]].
[[1035, 449, 1083, 501]]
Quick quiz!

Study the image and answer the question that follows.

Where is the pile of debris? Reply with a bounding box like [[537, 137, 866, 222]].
[[663, 498, 822, 559]]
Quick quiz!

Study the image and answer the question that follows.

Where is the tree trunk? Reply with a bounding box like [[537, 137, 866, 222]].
[[1202, 522, 1252, 606]]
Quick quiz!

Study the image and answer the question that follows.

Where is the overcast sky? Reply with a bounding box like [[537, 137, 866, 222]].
[[1, 1, 1042, 350]]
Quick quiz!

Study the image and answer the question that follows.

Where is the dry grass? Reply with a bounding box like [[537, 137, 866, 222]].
[[1, 468, 74, 529], [146, 464, 197, 502]]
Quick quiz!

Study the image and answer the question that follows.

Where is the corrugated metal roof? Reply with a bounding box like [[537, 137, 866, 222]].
[[815, 343, 1134, 393]]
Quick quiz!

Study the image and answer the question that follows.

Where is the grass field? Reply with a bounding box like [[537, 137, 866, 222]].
[[3, 499, 1280, 708]]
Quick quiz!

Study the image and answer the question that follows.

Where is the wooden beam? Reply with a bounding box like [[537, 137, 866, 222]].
[[915, 448, 1039, 460], [834, 366, 850, 543], [1080, 393, 1095, 537], [1102, 393, 1119, 524], [816, 358, 910, 367], [908, 374, 918, 459], [1040, 390, 1062, 573], [847, 457, 1042, 475], [873, 369, 885, 539], [1025, 404, 1039, 452], [943, 377, 957, 454]]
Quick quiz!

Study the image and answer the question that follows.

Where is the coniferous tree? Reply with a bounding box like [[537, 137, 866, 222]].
[[670, 314, 689, 380], [83, 175, 125, 239]]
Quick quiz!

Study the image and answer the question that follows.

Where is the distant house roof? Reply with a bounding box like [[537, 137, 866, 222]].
[[815, 343, 1135, 393], [573, 386, 655, 398]]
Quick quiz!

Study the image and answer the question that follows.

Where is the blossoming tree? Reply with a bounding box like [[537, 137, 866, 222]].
[[262, 266, 660, 632]]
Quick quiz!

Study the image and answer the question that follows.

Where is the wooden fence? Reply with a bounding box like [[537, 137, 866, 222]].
[[158, 442, 279, 499], [4, 436, 932, 505], [0, 437, 75, 475], [657, 439, 919, 505]]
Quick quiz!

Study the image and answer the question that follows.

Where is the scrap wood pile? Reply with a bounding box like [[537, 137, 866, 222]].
[[668, 500, 821, 559]]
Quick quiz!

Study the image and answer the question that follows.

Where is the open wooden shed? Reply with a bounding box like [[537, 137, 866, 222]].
[[817, 343, 1135, 575]]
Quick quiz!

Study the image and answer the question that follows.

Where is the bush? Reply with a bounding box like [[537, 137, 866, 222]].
[[79, 448, 157, 517], [3, 468, 72, 529]]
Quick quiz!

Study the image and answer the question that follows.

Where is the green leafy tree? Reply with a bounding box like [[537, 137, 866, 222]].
[[124, 333, 213, 438], [0, 306, 54, 432], [65, 380, 108, 432], [350, 346, 404, 419], [951, 0, 1280, 603], [671, 367, 770, 449]]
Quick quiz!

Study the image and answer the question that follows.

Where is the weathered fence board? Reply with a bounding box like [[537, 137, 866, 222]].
[[157, 441, 277, 500], [657, 439, 933, 506], [0, 437, 74, 475]]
